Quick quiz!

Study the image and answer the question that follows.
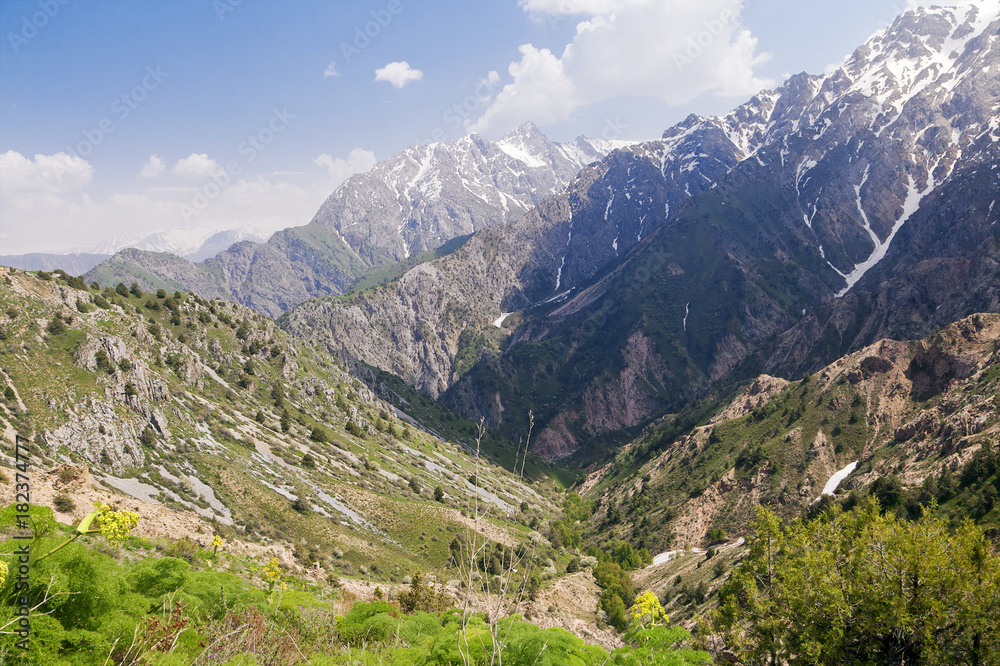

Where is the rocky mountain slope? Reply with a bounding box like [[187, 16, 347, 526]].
[[282, 4, 999, 461], [0, 266, 565, 582], [313, 123, 629, 266], [587, 312, 1000, 554], [280, 96, 755, 397], [84, 125, 628, 318]]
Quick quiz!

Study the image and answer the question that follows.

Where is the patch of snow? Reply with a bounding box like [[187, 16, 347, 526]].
[[651, 550, 679, 566], [541, 289, 573, 304], [819, 460, 858, 498], [99, 475, 163, 504], [836, 175, 927, 297], [683, 302, 689, 332], [186, 474, 234, 525], [315, 490, 377, 530], [496, 137, 547, 168], [795, 158, 818, 196], [493, 312, 513, 328]]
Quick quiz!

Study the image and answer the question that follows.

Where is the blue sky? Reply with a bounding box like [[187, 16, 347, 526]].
[[0, 0, 938, 255]]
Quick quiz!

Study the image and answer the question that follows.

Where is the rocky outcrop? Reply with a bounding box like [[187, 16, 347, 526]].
[[907, 314, 997, 400]]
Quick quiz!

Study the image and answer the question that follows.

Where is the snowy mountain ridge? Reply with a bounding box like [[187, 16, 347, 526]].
[[310, 122, 636, 264], [278, 4, 1000, 460]]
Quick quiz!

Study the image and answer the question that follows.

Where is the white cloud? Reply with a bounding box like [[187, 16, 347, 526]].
[[139, 154, 165, 178], [519, 0, 641, 17], [374, 61, 423, 88], [0, 147, 380, 255], [471, 0, 773, 135], [323, 61, 340, 78], [172, 153, 223, 179], [313, 147, 377, 186], [0, 150, 93, 195], [905, 0, 978, 9]]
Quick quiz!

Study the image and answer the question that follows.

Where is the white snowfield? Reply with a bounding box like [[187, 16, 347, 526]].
[[819, 460, 859, 499], [649, 536, 746, 568]]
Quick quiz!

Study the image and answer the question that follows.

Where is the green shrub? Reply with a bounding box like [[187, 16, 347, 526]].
[[139, 425, 157, 447], [336, 601, 400, 646], [53, 492, 75, 513]]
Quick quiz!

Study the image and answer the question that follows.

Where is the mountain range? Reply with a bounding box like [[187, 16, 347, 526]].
[[82, 126, 630, 318], [2, 6, 1000, 661], [281, 3, 1000, 461], [13, 3, 1000, 472], [0, 223, 284, 274]]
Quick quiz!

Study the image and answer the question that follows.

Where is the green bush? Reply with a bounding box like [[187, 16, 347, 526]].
[[52, 492, 75, 513], [336, 601, 399, 647]]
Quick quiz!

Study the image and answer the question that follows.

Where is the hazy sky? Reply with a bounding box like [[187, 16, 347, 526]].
[[0, 0, 957, 255]]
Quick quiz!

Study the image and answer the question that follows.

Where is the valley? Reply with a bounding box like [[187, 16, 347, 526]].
[[1, 3, 999, 664]]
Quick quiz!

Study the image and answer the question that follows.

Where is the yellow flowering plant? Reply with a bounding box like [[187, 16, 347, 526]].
[[627, 590, 669, 628], [34, 502, 140, 564], [262, 557, 286, 593]]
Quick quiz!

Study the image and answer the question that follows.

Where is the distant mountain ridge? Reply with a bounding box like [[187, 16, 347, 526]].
[[1, 224, 281, 274], [0, 252, 111, 274], [84, 124, 630, 317]]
